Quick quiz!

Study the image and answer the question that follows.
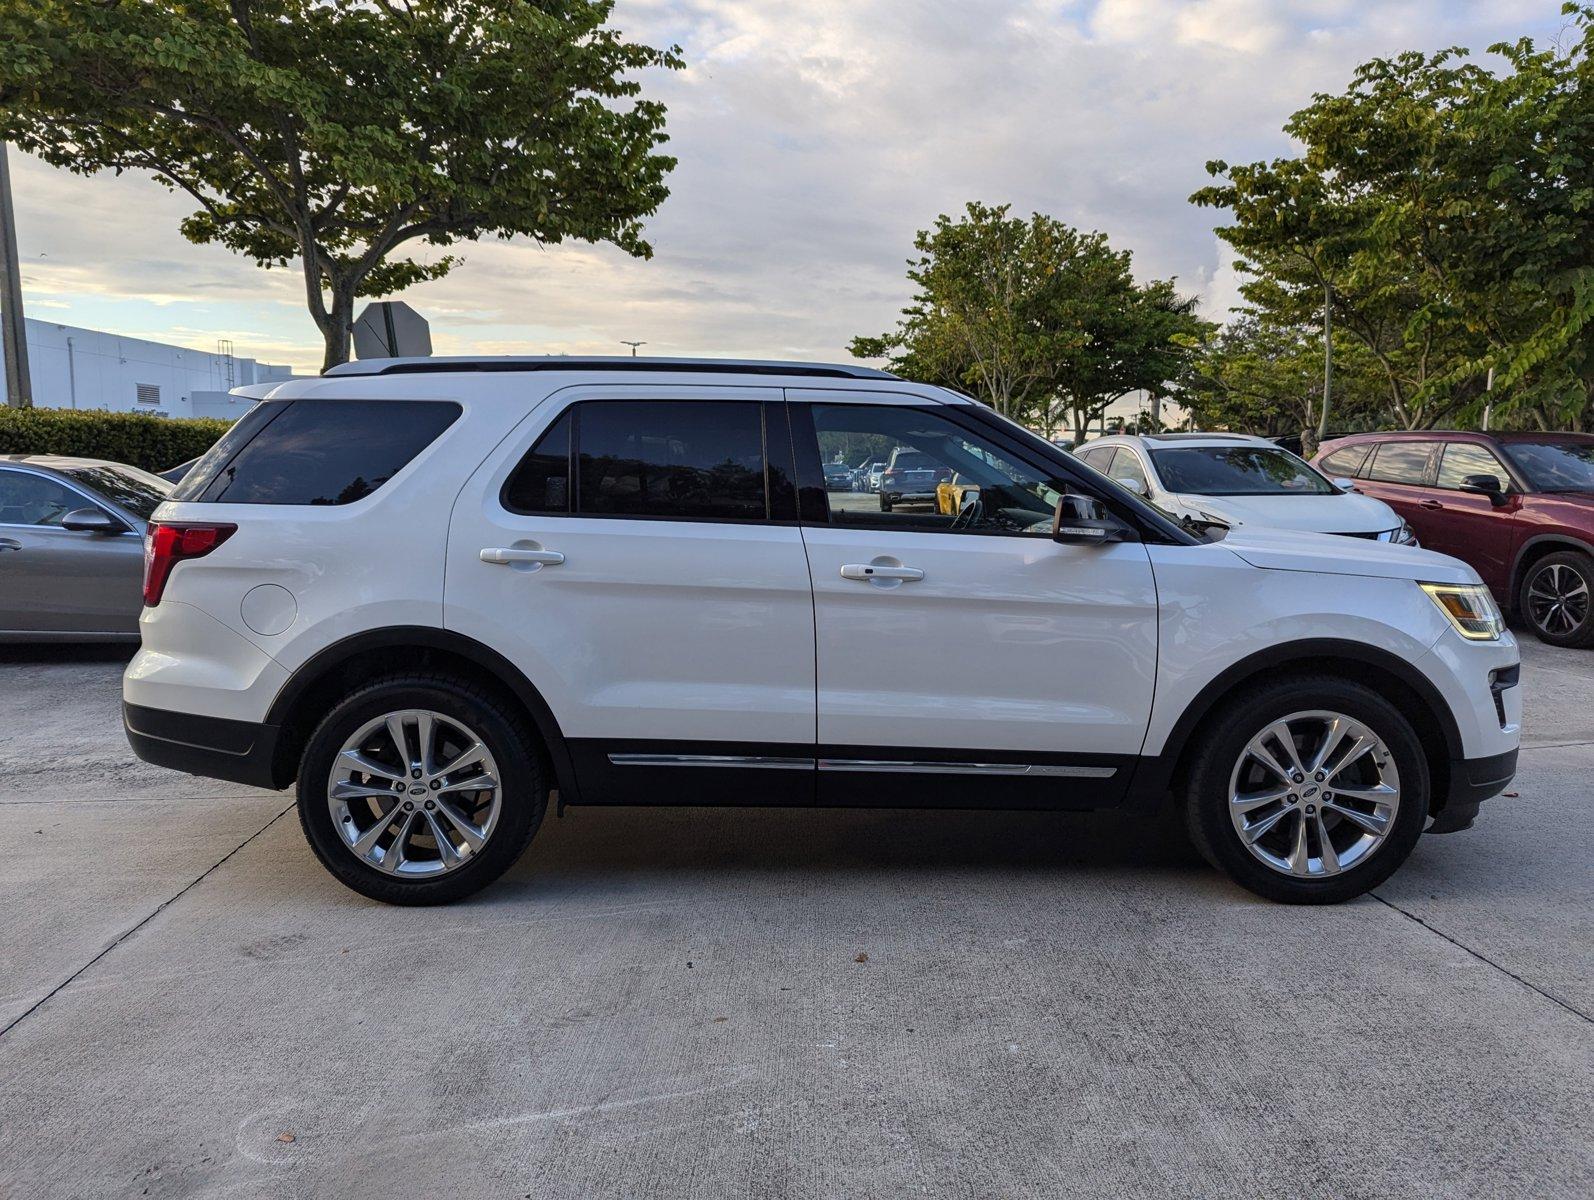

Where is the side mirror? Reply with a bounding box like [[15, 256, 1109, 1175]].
[[1331, 477, 1358, 492], [1116, 476, 1149, 498], [60, 507, 131, 535], [1459, 474, 1510, 508], [1052, 494, 1136, 545]]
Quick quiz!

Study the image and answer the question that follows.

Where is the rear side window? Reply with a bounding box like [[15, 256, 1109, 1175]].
[[504, 400, 777, 521], [1365, 442, 1434, 485], [1319, 444, 1371, 478], [174, 399, 460, 505]]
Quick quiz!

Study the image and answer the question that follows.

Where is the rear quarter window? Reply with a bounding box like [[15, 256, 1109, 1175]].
[[173, 399, 460, 505]]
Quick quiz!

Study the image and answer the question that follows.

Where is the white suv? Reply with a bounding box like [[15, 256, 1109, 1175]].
[[1076, 432, 1417, 543], [123, 358, 1521, 906]]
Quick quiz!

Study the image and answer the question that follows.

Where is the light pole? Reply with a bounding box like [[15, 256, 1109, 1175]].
[[0, 143, 32, 408], [620, 340, 646, 357]]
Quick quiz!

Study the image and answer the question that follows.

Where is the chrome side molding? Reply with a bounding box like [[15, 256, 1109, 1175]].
[[606, 753, 1115, 779], [607, 753, 812, 770]]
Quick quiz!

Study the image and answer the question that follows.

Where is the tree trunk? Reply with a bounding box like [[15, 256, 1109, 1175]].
[[321, 284, 355, 372]]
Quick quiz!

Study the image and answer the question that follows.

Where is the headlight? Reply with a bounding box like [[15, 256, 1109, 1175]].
[[1381, 521, 1418, 546], [1420, 582, 1504, 640]]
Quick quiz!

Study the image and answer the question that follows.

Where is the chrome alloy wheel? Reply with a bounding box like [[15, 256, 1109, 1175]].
[[326, 709, 502, 878], [1527, 562, 1591, 637], [1227, 709, 1400, 878]]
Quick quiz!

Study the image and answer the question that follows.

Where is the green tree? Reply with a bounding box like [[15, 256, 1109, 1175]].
[[851, 202, 1208, 438], [1195, 4, 1594, 429], [0, 0, 681, 370]]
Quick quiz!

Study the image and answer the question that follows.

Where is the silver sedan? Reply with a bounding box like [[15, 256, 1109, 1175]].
[[0, 454, 172, 641]]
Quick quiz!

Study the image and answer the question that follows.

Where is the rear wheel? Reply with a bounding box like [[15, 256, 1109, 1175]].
[[1518, 550, 1594, 648], [297, 675, 546, 905], [1184, 677, 1429, 904]]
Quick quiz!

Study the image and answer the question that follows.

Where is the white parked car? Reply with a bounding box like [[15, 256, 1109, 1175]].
[[123, 358, 1518, 906], [1076, 432, 1418, 544]]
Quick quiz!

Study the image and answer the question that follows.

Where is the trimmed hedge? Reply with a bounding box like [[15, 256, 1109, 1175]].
[[0, 406, 232, 474]]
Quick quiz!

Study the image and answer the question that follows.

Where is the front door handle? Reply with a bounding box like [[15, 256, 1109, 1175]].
[[480, 546, 565, 566], [840, 563, 925, 582], [1419, 499, 1444, 510], [0, 538, 20, 552]]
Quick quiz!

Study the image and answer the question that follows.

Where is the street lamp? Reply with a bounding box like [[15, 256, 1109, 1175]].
[[620, 340, 646, 357]]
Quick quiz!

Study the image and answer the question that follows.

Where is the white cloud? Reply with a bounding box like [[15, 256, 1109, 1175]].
[[10, 0, 1571, 374]]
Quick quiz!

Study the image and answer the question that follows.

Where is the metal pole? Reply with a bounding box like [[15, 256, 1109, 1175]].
[[1317, 282, 1332, 445], [0, 143, 32, 408], [1482, 366, 1494, 431]]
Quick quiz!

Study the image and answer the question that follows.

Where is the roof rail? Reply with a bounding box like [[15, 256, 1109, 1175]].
[[325, 355, 899, 381]]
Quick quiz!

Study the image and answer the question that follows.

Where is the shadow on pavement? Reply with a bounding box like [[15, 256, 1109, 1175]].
[[0, 643, 137, 665]]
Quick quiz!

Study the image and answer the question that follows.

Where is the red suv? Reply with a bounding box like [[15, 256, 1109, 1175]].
[[1313, 431, 1594, 647]]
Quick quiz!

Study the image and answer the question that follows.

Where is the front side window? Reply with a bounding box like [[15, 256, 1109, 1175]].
[[60, 464, 170, 521], [1105, 449, 1151, 492], [0, 469, 84, 527], [175, 399, 460, 505], [1150, 446, 1333, 496], [1319, 444, 1371, 478], [1436, 443, 1510, 490], [1364, 442, 1435, 486], [1502, 440, 1594, 493], [503, 400, 781, 521], [806, 404, 1076, 536]]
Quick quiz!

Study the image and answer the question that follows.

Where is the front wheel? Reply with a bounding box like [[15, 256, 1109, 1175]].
[[1184, 677, 1429, 904], [297, 674, 547, 905], [1519, 550, 1594, 647]]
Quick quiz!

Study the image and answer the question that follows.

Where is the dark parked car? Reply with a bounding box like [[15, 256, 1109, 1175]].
[[822, 462, 854, 491], [0, 454, 173, 641], [1313, 431, 1594, 646]]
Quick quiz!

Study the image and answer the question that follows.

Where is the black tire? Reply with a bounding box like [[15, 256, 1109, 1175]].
[[296, 674, 546, 905], [1518, 550, 1594, 648], [1183, 675, 1430, 904], [879, 494, 893, 512]]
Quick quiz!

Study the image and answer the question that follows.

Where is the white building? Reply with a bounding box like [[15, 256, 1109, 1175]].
[[2, 317, 296, 419]]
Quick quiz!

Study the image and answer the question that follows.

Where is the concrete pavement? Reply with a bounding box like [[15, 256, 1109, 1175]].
[[0, 639, 1590, 1198]]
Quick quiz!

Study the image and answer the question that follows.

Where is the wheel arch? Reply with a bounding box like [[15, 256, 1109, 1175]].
[[1509, 532, 1594, 610], [1137, 638, 1462, 816], [263, 626, 580, 801]]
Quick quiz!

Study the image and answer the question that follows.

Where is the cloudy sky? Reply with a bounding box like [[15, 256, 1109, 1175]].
[[8, 0, 1572, 396]]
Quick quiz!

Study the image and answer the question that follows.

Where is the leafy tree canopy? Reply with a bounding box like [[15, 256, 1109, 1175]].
[[0, 0, 682, 368], [851, 202, 1209, 438], [1194, 3, 1594, 429]]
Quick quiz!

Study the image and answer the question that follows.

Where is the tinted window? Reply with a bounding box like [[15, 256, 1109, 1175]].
[[1319, 445, 1371, 478], [1075, 447, 1112, 470], [809, 404, 1076, 536], [1502, 440, 1594, 492], [1365, 442, 1434, 485], [60, 464, 170, 521], [0, 469, 84, 527], [1436, 443, 1509, 490], [168, 402, 286, 501], [183, 400, 460, 506], [503, 410, 572, 514], [577, 401, 766, 520], [1151, 447, 1334, 495]]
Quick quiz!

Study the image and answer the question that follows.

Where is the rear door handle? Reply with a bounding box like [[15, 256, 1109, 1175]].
[[1419, 500, 1444, 510], [840, 563, 925, 582], [480, 547, 565, 566], [0, 538, 20, 552]]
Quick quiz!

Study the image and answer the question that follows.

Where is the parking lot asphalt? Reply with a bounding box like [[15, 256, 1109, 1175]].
[[1, 639, 1590, 1198]]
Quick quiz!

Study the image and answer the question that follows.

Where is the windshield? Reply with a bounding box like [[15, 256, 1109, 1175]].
[[1502, 440, 1594, 492], [889, 452, 934, 470], [1150, 447, 1335, 496], [61, 464, 172, 521]]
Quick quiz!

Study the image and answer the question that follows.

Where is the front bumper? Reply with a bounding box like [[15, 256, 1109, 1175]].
[[124, 701, 283, 790]]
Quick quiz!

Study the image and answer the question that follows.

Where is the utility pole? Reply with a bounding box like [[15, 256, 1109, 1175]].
[[1316, 282, 1332, 450], [0, 143, 32, 408], [620, 340, 646, 357]]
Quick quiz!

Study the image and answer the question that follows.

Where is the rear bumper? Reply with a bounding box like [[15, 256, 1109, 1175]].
[[1431, 748, 1518, 833], [123, 701, 283, 790]]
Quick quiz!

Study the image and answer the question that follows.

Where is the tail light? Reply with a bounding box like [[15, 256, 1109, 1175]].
[[143, 521, 237, 607]]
